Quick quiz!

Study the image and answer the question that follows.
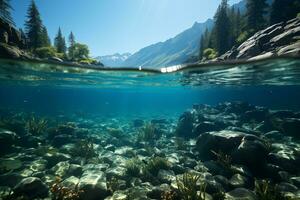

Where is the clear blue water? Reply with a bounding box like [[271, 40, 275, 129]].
[[1, 57, 300, 199], [1, 58, 300, 117]]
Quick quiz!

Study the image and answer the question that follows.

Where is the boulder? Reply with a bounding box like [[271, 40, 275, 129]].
[[279, 118, 300, 139], [196, 130, 246, 160], [0, 129, 18, 154], [13, 177, 49, 199], [225, 188, 257, 200], [176, 111, 194, 138], [78, 170, 109, 200], [232, 136, 269, 170]]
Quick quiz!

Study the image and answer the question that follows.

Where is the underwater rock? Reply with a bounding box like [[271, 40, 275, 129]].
[[231, 136, 269, 170], [264, 130, 284, 140], [157, 169, 176, 184], [229, 174, 249, 188], [276, 182, 298, 194], [78, 171, 109, 200], [241, 107, 269, 123], [44, 152, 71, 168], [0, 173, 23, 187], [176, 111, 194, 138], [193, 121, 221, 136], [196, 130, 246, 160], [279, 118, 300, 139], [225, 188, 257, 200], [147, 184, 171, 199], [0, 129, 18, 154], [13, 177, 49, 198], [52, 134, 74, 147]]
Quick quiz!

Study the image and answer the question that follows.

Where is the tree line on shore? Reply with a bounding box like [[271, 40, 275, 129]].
[[0, 0, 98, 64], [199, 0, 300, 61]]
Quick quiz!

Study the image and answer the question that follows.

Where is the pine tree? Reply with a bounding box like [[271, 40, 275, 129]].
[[214, 0, 230, 55], [25, 0, 44, 49], [68, 31, 76, 60], [69, 31, 75, 47], [54, 27, 66, 54], [246, 0, 268, 32], [199, 34, 204, 60], [41, 26, 51, 47], [0, 0, 15, 26]]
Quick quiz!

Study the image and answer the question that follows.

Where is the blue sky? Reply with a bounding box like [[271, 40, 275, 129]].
[[11, 0, 241, 56]]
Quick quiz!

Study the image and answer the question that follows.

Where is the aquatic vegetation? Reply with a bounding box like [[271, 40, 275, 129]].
[[70, 139, 97, 159], [174, 137, 187, 150], [211, 192, 225, 200], [211, 150, 232, 169], [107, 127, 125, 139], [106, 176, 121, 193], [254, 179, 293, 200], [137, 122, 161, 143], [176, 173, 206, 200], [25, 116, 48, 136], [144, 156, 170, 176], [125, 158, 143, 177], [161, 190, 181, 200], [50, 177, 83, 200]]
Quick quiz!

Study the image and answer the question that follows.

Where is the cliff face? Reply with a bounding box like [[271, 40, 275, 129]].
[[218, 17, 300, 61], [0, 18, 25, 48]]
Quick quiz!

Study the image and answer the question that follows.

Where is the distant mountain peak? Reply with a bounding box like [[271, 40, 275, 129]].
[[95, 53, 132, 67]]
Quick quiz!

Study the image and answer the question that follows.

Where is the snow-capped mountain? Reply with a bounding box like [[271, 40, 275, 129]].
[[95, 53, 131, 67]]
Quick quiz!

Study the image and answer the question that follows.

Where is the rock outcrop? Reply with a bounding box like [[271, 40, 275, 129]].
[[218, 17, 300, 61], [0, 18, 25, 48]]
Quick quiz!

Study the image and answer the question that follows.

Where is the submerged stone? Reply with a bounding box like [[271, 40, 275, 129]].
[[13, 177, 49, 199]]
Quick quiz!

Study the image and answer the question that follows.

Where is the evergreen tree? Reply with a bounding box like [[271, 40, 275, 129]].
[[25, 0, 44, 49], [214, 0, 230, 55], [68, 31, 76, 60], [199, 34, 204, 60], [54, 27, 66, 54], [246, 0, 268, 32], [69, 31, 75, 47], [270, 0, 300, 24], [0, 0, 15, 25], [41, 26, 51, 47]]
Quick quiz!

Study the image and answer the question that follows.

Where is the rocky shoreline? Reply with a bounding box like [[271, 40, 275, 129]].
[[0, 18, 103, 68], [0, 101, 299, 200], [216, 17, 300, 62]]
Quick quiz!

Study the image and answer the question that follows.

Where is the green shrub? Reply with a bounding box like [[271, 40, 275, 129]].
[[236, 31, 252, 45], [35, 46, 57, 58], [203, 48, 217, 60], [79, 58, 98, 65]]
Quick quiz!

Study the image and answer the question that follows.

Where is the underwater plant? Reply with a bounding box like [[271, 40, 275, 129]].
[[25, 116, 48, 135], [124, 158, 143, 177], [50, 177, 83, 200], [137, 122, 161, 143], [254, 179, 291, 200], [211, 150, 232, 169], [107, 127, 125, 139], [70, 139, 97, 159], [176, 172, 206, 200], [144, 156, 170, 176], [106, 176, 121, 193], [161, 190, 182, 200], [174, 137, 187, 150]]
